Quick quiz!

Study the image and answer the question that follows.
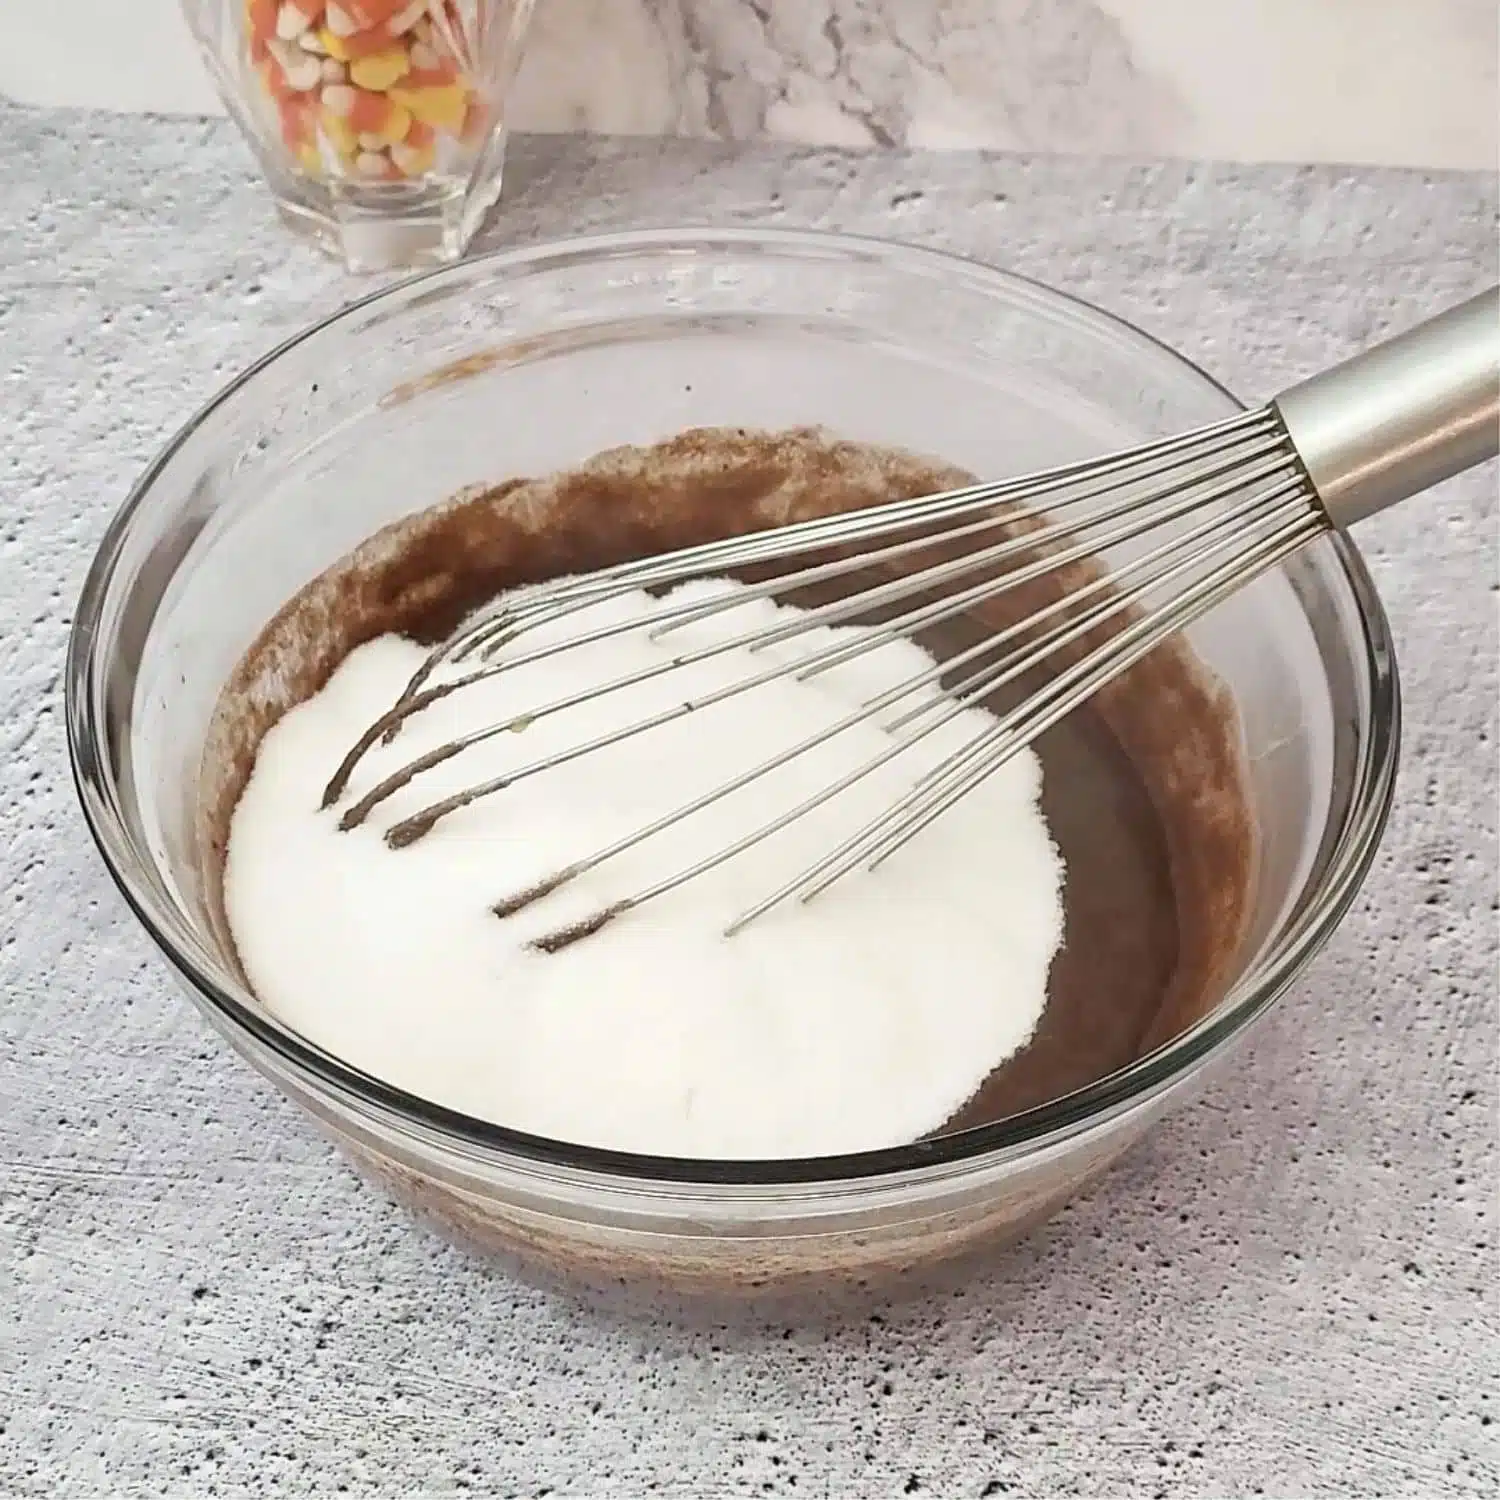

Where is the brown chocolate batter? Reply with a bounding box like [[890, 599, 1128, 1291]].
[[199, 426, 1255, 1139]]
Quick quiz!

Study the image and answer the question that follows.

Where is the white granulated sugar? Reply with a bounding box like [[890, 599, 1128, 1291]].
[[224, 580, 1066, 1159]]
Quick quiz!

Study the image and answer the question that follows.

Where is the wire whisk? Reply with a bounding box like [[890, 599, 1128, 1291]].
[[321, 288, 1499, 950]]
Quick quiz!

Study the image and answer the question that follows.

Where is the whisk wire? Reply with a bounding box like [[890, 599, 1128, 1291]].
[[487, 476, 1315, 943], [385, 408, 1284, 698], [490, 482, 1303, 919], [725, 490, 1320, 930], [339, 412, 1287, 798], [780, 505, 1323, 915], [334, 432, 1301, 836], [323, 408, 1333, 948]]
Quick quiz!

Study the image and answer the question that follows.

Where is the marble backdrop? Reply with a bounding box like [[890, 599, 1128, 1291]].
[[4, 0, 1497, 169], [510, 0, 1497, 168], [513, 0, 1178, 152]]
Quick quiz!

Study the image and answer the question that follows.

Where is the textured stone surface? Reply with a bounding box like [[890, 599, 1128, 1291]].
[[1, 108, 1496, 1498]]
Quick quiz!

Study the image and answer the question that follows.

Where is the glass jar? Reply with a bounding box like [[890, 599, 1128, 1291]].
[[182, 1, 537, 271]]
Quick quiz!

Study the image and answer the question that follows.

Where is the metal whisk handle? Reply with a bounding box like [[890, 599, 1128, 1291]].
[[1273, 286, 1500, 529]]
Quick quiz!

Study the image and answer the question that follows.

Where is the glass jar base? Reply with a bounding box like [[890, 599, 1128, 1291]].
[[271, 171, 506, 274]]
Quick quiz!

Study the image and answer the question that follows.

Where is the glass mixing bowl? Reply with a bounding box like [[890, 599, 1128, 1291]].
[[67, 229, 1399, 1299]]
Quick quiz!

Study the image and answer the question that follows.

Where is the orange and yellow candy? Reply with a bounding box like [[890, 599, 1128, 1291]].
[[243, 0, 482, 182]]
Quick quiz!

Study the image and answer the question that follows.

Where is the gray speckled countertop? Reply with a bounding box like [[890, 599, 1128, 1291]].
[[1, 108, 1497, 1499]]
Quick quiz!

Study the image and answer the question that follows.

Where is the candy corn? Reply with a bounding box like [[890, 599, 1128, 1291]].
[[245, 0, 486, 181]]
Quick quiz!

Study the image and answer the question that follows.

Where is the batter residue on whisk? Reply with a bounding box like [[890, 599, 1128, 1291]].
[[224, 578, 1065, 1160]]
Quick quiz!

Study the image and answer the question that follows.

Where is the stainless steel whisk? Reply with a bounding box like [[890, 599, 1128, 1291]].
[[322, 287, 1499, 950]]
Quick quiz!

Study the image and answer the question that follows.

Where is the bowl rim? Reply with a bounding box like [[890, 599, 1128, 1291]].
[[66, 225, 1401, 1189]]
